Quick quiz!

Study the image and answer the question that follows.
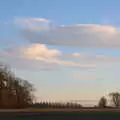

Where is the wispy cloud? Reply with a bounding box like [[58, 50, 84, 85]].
[[1, 43, 120, 70], [13, 17, 120, 49], [2, 17, 120, 49], [71, 52, 120, 64], [14, 17, 51, 31], [2, 44, 95, 69], [8, 58, 59, 71]]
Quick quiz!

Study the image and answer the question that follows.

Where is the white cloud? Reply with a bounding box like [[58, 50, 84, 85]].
[[19, 20, 120, 49], [21, 44, 61, 58], [3, 44, 95, 68], [21, 44, 95, 68]]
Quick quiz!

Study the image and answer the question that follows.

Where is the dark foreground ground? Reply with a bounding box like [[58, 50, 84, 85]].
[[1, 109, 120, 120]]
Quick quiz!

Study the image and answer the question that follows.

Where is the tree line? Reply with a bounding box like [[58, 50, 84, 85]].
[[32, 93, 120, 109], [31, 102, 82, 109], [0, 64, 35, 108], [1, 62, 120, 109]]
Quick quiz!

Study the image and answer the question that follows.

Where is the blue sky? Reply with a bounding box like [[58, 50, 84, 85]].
[[1, 0, 120, 25], [1, 0, 120, 104]]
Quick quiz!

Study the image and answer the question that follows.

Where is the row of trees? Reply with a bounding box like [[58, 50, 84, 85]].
[[98, 92, 120, 108], [31, 102, 82, 109], [0, 64, 35, 108]]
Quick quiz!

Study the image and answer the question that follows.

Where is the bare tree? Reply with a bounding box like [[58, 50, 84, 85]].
[[109, 92, 120, 108]]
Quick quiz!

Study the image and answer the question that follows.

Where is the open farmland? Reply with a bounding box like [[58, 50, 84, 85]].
[[0, 109, 120, 120]]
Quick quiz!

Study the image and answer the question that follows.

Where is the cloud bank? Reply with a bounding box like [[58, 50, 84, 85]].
[[1, 17, 120, 71], [15, 18, 120, 49]]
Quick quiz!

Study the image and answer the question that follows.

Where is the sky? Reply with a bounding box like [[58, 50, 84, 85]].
[[1, 0, 120, 104]]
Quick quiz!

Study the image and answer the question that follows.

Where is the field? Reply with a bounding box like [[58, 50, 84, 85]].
[[0, 109, 120, 120]]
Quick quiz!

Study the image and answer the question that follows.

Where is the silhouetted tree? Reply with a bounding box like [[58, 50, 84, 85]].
[[0, 63, 35, 108], [109, 92, 120, 108], [98, 96, 107, 108]]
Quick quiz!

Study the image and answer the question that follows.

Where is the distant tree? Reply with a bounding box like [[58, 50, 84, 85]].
[[98, 96, 107, 108], [109, 92, 120, 108], [66, 102, 70, 108], [78, 104, 82, 108]]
